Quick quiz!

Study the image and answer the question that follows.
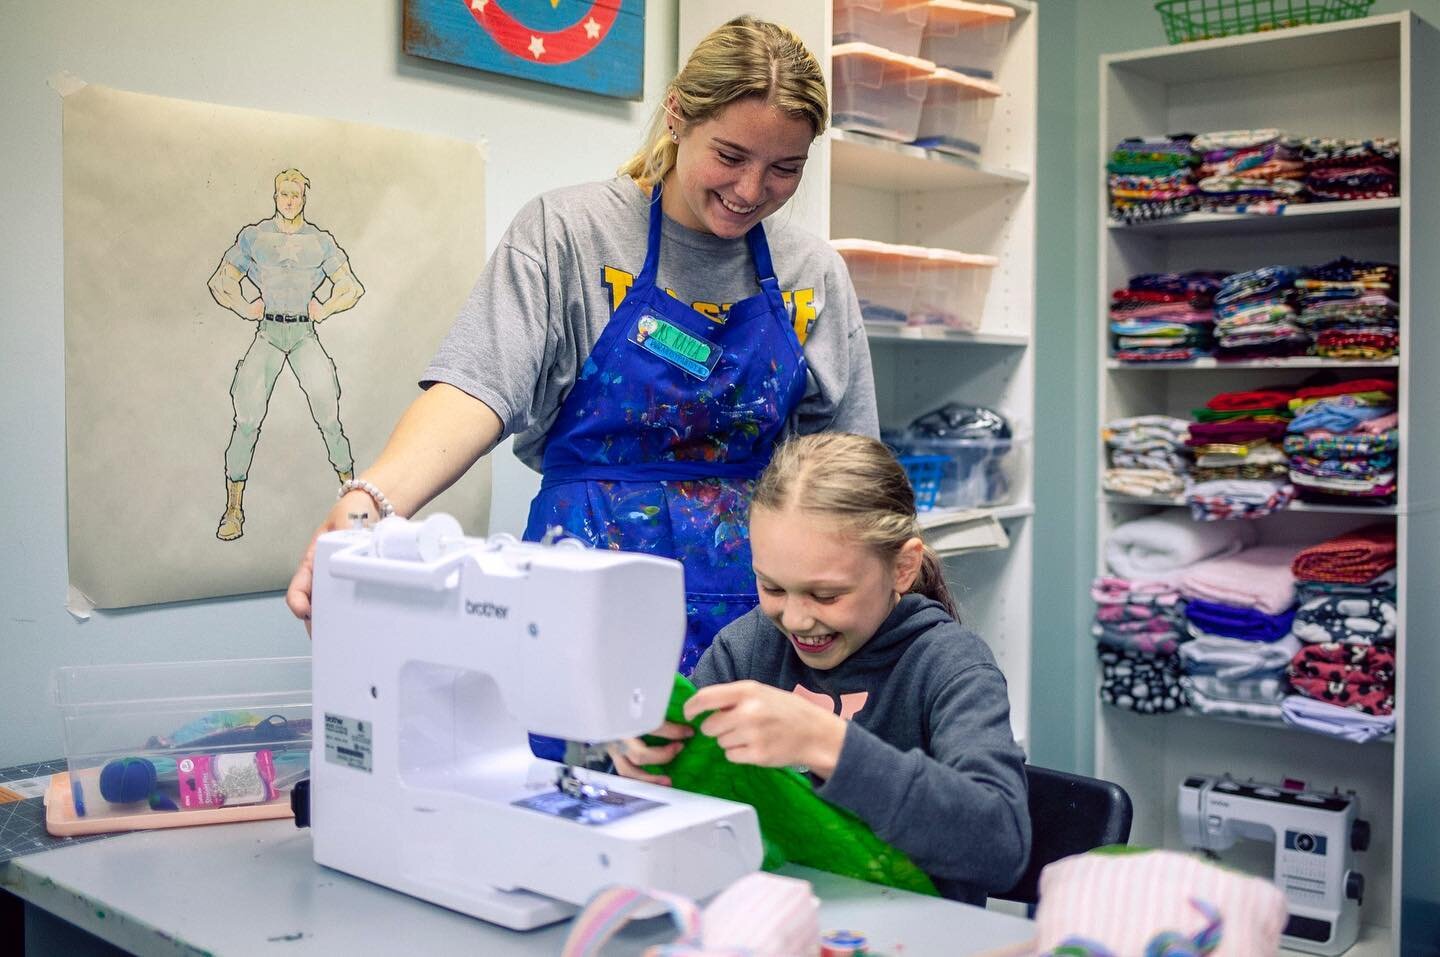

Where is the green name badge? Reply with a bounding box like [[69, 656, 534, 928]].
[[629, 312, 721, 380]]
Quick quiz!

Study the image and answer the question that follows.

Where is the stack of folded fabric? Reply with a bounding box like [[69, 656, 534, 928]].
[[1295, 256, 1400, 360], [1185, 386, 1295, 520], [1211, 266, 1309, 360], [1107, 136, 1200, 224], [1282, 526, 1399, 741], [1300, 137, 1400, 202], [1108, 271, 1228, 363], [1285, 378, 1398, 504], [1096, 513, 1257, 715], [1192, 129, 1306, 212], [1092, 578, 1187, 655], [1175, 545, 1301, 720], [1102, 414, 1190, 499]]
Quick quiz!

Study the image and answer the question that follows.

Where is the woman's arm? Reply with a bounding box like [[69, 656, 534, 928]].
[[284, 383, 502, 624]]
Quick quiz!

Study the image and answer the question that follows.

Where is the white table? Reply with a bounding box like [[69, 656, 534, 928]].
[[3, 819, 1035, 955]]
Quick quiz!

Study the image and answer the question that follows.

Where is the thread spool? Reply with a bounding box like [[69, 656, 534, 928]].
[[373, 514, 463, 562]]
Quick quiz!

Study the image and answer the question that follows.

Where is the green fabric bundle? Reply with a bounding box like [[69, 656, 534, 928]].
[[644, 674, 938, 896]]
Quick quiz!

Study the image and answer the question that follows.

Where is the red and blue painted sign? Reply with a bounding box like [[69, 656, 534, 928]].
[[404, 0, 645, 101]]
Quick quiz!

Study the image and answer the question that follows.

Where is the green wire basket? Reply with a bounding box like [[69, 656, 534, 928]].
[[1155, 0, 1375, 44]]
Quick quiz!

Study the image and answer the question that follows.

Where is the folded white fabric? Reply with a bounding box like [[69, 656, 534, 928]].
[[1281, 695, 1396, 743], [1034, 849, 1287, 957], [1106, 511, 1257, 583], [1180, 634, 1300, 680], [1178, 544, 1301, 615]]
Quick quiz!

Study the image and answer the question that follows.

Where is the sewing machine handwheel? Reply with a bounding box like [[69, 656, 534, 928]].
[[1351, 818, 1370, 852], [1346, 872, 1364, 903]]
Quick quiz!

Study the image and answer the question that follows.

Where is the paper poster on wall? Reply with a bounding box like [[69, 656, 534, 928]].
[[63, 83, 491, 609]]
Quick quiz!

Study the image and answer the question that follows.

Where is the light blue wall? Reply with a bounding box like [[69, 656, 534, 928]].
[[0, 0, 677, 769]]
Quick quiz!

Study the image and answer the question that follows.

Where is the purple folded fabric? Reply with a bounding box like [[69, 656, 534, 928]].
[[1186, 420, 1290, 445], [1186, 599, 1296, 642]]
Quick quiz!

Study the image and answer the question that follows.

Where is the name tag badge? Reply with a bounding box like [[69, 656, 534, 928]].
[[629, 312, 722, 380]]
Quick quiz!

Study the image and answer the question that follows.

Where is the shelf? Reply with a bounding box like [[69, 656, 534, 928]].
[[1106, 356, 1400, 371], [1102, 14, 1402, 83], [1106, 198, 1400, 238], [1102, 494, 1400, 516], [1104, 702, 1395, 745], [918, 502, 1035, 527], [830, 128, 1030, 192], [868, 323, 1029, 347]]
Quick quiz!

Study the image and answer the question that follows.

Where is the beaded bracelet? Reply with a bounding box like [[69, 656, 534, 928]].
[[338, 478, 396, 519]]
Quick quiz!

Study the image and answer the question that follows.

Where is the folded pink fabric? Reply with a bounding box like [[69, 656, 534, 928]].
[[1034, 850, 1288, 957], [1178, 544, 1301, 615]]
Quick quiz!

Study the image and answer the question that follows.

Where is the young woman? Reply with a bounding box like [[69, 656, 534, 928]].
[[284, 18, 878, 719], [611, 433, 1030, 905]]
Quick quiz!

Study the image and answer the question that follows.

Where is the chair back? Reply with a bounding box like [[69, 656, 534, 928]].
[[992, 764, 1134, 906]]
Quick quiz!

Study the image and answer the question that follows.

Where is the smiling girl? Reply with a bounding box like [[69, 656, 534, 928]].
[[611, 433, 1031, 905]]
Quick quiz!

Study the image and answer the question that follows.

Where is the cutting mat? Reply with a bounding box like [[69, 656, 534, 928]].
[[0, 759, 112, 862]]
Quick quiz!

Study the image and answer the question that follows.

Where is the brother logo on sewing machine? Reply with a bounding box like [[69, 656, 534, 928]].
[[465, 600, 509, 619]]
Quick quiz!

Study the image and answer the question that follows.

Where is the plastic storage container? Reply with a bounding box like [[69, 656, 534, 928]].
[[920, 0, 1016, 79], [913, 68, 1002, 156], [831, 42, 936, 143], [833, 238, 998, 330], [890, 435, 1027, 508], [833, 0, 933, 58], [53, 657, 312, 824]]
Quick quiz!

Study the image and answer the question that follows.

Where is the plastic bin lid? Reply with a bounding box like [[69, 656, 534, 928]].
[[835, 0, 933, 11], [831, 42, 937, 77], [927, 68, 1003, 96], [925, 0, 1016, 25], [832, 237, 998, 268]]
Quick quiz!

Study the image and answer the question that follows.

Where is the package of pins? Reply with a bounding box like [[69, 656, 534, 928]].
[[49, 657, 311, 832]]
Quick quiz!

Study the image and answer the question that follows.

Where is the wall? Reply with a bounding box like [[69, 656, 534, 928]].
[[0, 0, 678, 767]]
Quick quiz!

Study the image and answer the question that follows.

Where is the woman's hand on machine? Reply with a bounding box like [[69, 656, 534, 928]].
[[285, 490, 380, 634], [607, 720, 694, 786]]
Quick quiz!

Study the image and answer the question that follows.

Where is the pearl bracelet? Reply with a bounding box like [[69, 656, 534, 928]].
[[338, 478, 396, 519]]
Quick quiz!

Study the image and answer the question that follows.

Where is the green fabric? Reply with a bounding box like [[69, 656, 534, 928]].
[[644, 674, 939, 896]]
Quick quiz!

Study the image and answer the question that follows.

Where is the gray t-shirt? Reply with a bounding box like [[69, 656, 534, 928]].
[[693, 594, 1031, 905], [422, 177, 878, 471]]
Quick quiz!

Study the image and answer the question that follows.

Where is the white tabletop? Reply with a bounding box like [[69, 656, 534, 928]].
[[4, 819, 1035, 956]]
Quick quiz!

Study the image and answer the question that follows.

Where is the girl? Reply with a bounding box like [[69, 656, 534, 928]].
[[285, 19, 878, 735], [611, 433, 1031, 905]]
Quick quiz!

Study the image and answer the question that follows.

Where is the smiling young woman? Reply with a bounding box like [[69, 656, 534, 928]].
[[286, 17, 880, 763]]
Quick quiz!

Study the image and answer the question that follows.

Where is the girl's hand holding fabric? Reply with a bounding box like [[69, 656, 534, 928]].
[[685, 680, 847, 779], [607, 720, 693, 786]]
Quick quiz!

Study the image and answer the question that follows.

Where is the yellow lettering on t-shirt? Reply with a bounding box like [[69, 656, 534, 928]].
[[602, 266, 816, 341], [602, 265, 634, 312]]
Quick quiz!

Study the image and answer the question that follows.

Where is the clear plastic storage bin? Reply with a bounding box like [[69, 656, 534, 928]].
[[831, 42, 936, 143], [921, 0, 1016, 79], [889, 435, 1027, 509], [913, 68, 1002, 157], [833, 238, 998, 330], [52, 657, 311, 824], [833, 0, 933, 58]]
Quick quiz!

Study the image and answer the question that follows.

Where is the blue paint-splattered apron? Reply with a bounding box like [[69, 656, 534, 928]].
[[523, 186, 807, 758]]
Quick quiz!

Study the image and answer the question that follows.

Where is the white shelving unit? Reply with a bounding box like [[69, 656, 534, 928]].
[[681, 3, 1038, 745], [1095, 15, 1440, 955]]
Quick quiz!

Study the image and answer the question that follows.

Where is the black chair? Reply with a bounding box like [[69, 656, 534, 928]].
[[991, 764, 1134, 907]]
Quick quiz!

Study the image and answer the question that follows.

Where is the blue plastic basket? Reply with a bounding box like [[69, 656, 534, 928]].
[[897, 454, 948, 511]]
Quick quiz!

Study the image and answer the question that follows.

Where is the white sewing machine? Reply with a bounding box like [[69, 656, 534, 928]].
[[306, 514, 763, 930], [1180, 774, 1368, 955]]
